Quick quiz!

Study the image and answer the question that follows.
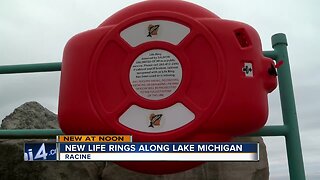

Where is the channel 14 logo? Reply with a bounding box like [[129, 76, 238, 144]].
[[24, 143, 57, 161]]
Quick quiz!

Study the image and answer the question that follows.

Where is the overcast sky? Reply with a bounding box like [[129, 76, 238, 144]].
[[1, 0, 319, 179]]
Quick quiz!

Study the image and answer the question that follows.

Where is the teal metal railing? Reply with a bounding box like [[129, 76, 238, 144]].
[[0, 33, 305, 180]]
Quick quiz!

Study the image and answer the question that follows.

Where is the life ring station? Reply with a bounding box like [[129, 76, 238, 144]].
[[58, 0, 277, 174]]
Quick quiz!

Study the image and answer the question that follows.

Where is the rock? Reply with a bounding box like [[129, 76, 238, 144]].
[[1, 101, 58, 129], [0, 101, 269, 180], [0, 101, 105, 180], [101, 137, 269, 180], [0, 139, 105, 180], [211, 136, 269, 180]]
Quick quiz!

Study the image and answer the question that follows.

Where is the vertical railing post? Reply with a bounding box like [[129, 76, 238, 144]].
[[271, 33, 306, 180]]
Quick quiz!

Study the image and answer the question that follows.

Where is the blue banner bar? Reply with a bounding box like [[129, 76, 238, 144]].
[[59, 142, 257, 153]]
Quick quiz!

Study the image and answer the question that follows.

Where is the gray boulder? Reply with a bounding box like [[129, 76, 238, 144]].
[[1, 101, 58, 129], [0, 139, 105, 180], [101, 137, 269, 180], [0, 102, 105, 180]]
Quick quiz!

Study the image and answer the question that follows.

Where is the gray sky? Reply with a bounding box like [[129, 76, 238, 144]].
[[1, 0, 320, 179]]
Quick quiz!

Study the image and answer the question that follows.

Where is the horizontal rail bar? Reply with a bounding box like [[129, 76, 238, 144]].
[[0, 50, 274, 75], [0, 62, 61, 74], [0, 129, 63, 139], [247, 125, 288, 136], [263, 50, 278, 60], [0, 125, 287, 139]]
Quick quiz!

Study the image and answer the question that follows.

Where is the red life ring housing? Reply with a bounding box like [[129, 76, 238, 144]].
[[59, 0, 277, 174]]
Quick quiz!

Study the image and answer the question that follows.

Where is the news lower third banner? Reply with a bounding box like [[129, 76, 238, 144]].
[[24, 135, 259, 161]]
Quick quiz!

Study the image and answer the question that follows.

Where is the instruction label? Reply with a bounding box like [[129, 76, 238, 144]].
[[130, 49, 182, 100]]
